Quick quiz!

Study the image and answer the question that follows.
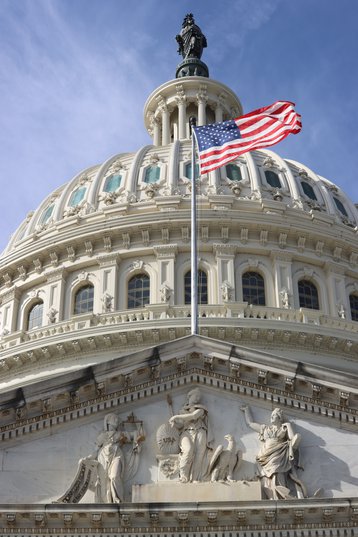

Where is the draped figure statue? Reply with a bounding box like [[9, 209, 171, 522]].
[[169, 388, 213, 482], [57, 413, 145, 503], [176, 13, 207, 60], [241, 406, 307, 499]]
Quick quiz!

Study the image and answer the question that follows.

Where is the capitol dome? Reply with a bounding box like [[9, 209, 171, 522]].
[[1, 14, 358, 395]]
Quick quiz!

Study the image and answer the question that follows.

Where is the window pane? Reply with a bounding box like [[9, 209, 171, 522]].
[[301, 181, 317, 200], [185, 163, 200, 180], [144, 166, 160, 184], [349, 294, 358, 321], [333, 197, 348, 217], [128, 274, 150, 308], [226, 164, 242, 181], [242, 271, 265, 305], [39, 204, 54, 224], [298, 280, 319, 310], [69, 187, 86, 207], [28, 302, 44, 330], [265, 170, 281, 188], [103, 174, 122, 192], [74, 285, 94, 314], [184, 270, 208, 305]]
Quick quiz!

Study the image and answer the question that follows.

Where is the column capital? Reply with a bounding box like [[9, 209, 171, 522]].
[[153, 245, 178, 259], [213, 243, 237, 257]]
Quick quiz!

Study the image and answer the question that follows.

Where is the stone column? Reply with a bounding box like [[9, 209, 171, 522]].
[[196, 85, 208, 126], [270, 253, 293, 309], [0, 288, 21, 334], [149, 114, 160, 147], [153, 245, 178, 306], [215, 93, 226, 122], [213, 244, 237, 304], [97, 255, 121, 313], [324, 263, 348, 318], [157, 96, 171, 146], [175, 85, 187, 140], [215, 103, 223, 123], [46, 268, 68, 323]]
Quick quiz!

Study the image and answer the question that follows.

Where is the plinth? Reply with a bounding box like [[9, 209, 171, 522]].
[[132, 480, 261, 503]]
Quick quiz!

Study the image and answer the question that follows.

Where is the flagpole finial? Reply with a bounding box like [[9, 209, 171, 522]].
[[189, 116, 197, 135]]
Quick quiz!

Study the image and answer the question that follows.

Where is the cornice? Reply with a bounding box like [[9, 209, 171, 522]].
[[0, 314, 357, 384], [0, 497, 357, 533], [0, 338, 357, 446], [1, 209, 357, 291]]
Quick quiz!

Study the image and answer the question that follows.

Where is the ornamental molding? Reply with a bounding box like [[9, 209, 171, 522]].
[[153, 244, 178, 258], [0, 498, 356, 533], [213, 243, 237, 257], [96, 253, 120, 267], [0, 287, 21, 304], [2, 212, 358, 288], [1, 310, 358, 369]]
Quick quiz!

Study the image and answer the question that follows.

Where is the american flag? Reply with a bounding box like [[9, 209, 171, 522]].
[[192, 101, 302, 175]]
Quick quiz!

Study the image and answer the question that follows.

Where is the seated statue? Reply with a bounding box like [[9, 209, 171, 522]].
[[57, 413, 145, 503], [241, 406, 307, 499]]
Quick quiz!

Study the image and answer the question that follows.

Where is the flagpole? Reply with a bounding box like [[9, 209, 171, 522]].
[[189, 116, 198, 335]]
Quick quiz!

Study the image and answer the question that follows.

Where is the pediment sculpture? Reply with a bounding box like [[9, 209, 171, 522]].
[[57, 413, 145, 504], [57, 388, 321, 504]]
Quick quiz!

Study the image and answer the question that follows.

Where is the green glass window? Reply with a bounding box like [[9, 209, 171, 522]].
[[265, 170, 281, 188], [185, 163, 200, 180], [226, 164, 242, 181], [103, 174, 122, 192], [333, 197, 348, 217], [68, 186, 86, 207], [298, 280, 319, 310], [349, 294, 358, 321], [39, 204, 54, 225], [184, 270, 208, 305], [144, 166, 160, 184], [128, 274, 150, 308], [74, 285, 94, 314], [301, 181, 317, 200], [28, 301, 44, 330], [242, 272, 265, 305]]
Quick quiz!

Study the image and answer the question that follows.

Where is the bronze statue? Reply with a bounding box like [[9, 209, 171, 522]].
[[176, 13, 207, 60]]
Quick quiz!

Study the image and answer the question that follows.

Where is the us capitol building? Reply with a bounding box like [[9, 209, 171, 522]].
[[0, 14, 357, 537]]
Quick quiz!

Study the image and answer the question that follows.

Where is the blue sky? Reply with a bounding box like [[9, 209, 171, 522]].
[[0, 0, 357, 253]]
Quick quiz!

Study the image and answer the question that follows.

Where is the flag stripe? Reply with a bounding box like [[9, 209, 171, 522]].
[[193, 101, 302, 175]]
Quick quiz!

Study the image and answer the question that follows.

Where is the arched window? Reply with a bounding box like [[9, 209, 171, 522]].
[[242, 272, 265, 305], [144, 166, 160, 184], [27, 301, 44, 330], [301, 181, 317, 200], [298, 280, 319, 310], [74, 285, 94, 314], [265, 170, 281, 188], [184, 270, 208, 305], [226, 164, 242, 181], [333, 197, 348, 217], [349, 294, 358, 321], [128, 274, 150, 308]]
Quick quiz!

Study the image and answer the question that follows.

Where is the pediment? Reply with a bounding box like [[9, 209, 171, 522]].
[[0, 336, 357, 507], [0, 335, 357, 445]]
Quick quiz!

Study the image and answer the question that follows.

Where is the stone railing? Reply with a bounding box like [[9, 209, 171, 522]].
[[0, 303, 357, 351]]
